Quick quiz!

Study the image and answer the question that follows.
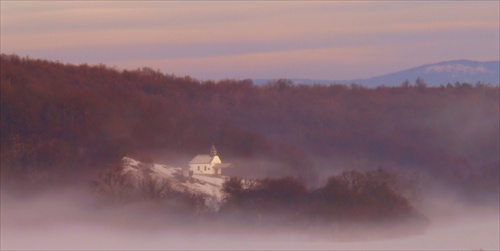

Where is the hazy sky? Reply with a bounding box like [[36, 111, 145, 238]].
[[1, 1, 499, 80]]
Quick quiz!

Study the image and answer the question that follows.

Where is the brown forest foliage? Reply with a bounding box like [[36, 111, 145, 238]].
[[1, 54, 498, 199]]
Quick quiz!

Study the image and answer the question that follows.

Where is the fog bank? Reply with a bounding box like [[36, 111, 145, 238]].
[[1, 187, 498, 250]]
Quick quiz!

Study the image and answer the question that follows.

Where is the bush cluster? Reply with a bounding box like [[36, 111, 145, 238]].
[[221, 169, 416, 224]]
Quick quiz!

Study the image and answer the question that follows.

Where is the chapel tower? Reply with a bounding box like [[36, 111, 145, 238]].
[[210, 144, 217, 157]]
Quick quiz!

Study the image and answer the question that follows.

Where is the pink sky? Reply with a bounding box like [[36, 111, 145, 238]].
[[1, 1, 498, 80]]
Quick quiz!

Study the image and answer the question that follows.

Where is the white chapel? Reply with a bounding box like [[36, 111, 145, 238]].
[[189, 145, 230, 176]]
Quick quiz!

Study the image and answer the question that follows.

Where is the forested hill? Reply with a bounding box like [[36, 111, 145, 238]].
[[1, 54, 498, 198]]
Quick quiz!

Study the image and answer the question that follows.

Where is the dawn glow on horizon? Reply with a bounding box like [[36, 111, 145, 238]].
[[1, 1, 498, 81]]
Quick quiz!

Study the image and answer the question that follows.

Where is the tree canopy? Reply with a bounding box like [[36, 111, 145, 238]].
[[1, 54, 498, 199]]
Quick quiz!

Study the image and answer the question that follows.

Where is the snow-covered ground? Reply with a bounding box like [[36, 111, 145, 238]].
[[121, 157, 227, 208]]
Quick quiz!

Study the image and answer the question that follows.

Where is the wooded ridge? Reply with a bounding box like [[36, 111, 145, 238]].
[[1, 54, 498, 200]]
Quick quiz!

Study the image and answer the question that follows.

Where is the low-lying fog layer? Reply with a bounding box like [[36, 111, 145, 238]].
[[1, 187, 498, 250]]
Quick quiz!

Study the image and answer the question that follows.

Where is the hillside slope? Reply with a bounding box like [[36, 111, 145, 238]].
[[2, 54, 498, 200], [120, 157, 226, 210]]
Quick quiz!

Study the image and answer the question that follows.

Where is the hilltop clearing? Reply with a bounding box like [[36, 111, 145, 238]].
[[92, 157, 227, 211]]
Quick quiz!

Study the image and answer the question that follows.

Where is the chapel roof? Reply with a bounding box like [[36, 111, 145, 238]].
[[189, 154, 213, 164]]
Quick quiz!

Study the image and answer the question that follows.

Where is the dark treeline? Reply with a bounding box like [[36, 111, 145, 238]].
[[1, 54, 498, 199], [221, 169, 417, 225]]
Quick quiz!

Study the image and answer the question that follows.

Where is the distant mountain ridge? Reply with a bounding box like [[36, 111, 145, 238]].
[[254, 60, 500, 87]]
